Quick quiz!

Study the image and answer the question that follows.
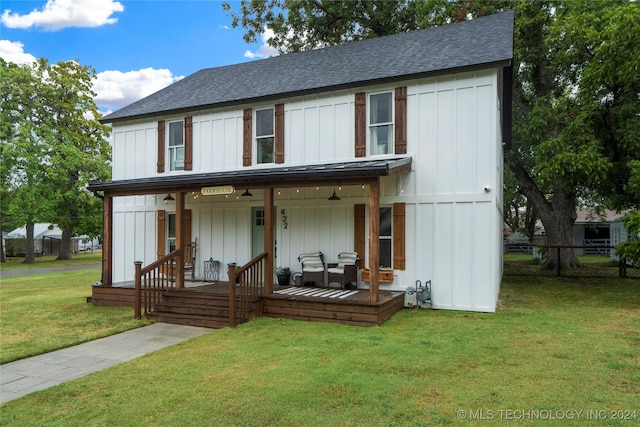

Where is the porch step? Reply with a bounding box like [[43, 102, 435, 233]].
[[147, 289, 257, 329], [147, 312, 230, 329]]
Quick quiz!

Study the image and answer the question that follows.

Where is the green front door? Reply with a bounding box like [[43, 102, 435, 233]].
[[251, 207, 264, 259], [252, 207, 277, 266]]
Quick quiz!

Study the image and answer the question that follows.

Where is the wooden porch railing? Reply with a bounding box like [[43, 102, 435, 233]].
[[227, 252, 267, 327], [134, 249, 182, 319]]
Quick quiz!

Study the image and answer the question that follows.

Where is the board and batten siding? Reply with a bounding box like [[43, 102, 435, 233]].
[[109, 69, 503, 312], [403, 70, 502, 311]]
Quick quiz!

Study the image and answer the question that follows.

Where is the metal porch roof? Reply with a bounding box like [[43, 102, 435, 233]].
[[88, 157, 412, 196]]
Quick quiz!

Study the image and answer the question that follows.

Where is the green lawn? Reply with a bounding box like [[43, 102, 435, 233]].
[[1, 261, 638, 426], [0, 251, 103, 270], [0, 269, 151, 364]]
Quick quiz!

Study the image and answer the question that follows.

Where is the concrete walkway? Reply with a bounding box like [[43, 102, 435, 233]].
[[0, 323, 212, 404]]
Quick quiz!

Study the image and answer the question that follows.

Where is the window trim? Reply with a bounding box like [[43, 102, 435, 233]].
[[255, 107, 275, 164], [368, 91, 394, 156], [379, 206, 393, 269], [354, 203, 405, 271], [167, 212, 177, 253], [167, 119, 185, 171]]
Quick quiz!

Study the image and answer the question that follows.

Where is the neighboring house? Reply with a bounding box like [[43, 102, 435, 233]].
[[573, 210, 626, 256], [5, 223, 61, 256], [610, 217, 630, 262], [4, 224, 98, 256], [89, 12, 514, 313]]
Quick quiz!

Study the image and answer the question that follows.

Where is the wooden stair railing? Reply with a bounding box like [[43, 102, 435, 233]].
[[134, 249, 182, 319], [227, 252, 267, 326]]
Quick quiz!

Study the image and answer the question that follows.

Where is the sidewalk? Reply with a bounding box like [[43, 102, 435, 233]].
[[0, 323, 212, 404]]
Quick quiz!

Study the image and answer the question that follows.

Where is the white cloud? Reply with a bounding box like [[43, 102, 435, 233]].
[[244, 28, 279, 59], [1, 0, 124, 31], [0, 40, 37, 65], [93, 68, 183, 111]]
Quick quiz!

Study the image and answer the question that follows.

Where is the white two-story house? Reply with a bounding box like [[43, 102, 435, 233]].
[[89, 11, 514, 320]]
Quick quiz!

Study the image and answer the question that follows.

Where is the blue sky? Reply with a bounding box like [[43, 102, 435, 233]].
[[0, 0, 277, 114]]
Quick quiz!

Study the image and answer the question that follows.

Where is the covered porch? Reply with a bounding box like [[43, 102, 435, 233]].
[[90, 279, 405, 327], [88, 157, 411, 327]]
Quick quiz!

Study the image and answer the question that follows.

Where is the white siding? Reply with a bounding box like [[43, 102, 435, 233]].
[[110, 69, 503, 312]]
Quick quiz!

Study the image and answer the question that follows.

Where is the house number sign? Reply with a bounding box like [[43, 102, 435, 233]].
[[281, 209, 288, 229]]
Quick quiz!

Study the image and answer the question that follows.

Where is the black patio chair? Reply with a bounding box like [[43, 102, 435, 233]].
[[297, 252, 325, 286]]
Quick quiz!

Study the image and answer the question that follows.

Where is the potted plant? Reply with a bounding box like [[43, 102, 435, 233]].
[[276, 267, 291, 286]]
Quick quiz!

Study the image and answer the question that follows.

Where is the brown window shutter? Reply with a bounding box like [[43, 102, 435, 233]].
[[184, 117, 193, 171], [394, 87, 407, 154], [157, 121, 165, 173], [354, 204, 366, 268], [182, 209, 192, 246], [243, 108, 252, 166], [354, 93, 366, 157], [393, 203, 406, 270], [274, 104, 285, 163], [157, 210, 166, 258]]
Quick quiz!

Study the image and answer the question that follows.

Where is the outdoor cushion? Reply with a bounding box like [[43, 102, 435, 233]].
[[298, 252, 324, 272]]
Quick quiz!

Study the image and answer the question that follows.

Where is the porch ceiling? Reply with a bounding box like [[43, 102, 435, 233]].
[[89, 157, 412, 197]]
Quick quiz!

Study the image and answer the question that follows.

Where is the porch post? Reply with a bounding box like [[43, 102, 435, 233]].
[[175, 191, 185, 289], [103, 194, 113, 286], [264, 187, 274, 294], [369, 179, 380, 302]]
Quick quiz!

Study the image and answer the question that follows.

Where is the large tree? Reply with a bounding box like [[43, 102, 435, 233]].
[[223, 0, 421, 52], [224, 0, 640, 271], [0, 58, 111, 262], [508, 0, 639, 269]]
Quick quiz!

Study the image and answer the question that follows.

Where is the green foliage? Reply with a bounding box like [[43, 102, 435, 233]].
[[223, 0, 421, 53], [503, 169, 538, 239], [275, 266, 291, 275], [0, 58, 111, 254]]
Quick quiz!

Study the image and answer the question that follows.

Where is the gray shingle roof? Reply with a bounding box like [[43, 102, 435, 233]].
[[102, 11, 514, 123]]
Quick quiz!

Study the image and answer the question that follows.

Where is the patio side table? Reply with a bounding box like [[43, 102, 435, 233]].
[[203, 259, 220, 282]]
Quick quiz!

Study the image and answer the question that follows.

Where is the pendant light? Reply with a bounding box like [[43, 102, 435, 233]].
[[328, 188, 341, 201]]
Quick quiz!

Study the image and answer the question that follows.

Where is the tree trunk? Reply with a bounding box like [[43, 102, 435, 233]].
[[536, 189, 582, 271], [23, 221, 35, 264], [57, 226, 73, 260], [511, 164, 581, 271], [538, 210, 581, 270]]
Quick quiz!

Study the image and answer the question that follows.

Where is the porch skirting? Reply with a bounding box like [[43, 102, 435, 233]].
[[262, 287, 405, 326], [89, 283, 405, 327]]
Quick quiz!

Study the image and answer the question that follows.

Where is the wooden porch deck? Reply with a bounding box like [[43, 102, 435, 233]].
[[90, 282, 405, 327]]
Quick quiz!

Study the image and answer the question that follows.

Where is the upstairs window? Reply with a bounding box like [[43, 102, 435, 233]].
[[369, 92, 393, 155], [256, 108, 274, 164], [168, 120, 184, 171]]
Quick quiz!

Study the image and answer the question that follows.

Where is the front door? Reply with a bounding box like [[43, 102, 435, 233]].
[[251, 207, 264, 258], [252, 207, 277, 265]]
